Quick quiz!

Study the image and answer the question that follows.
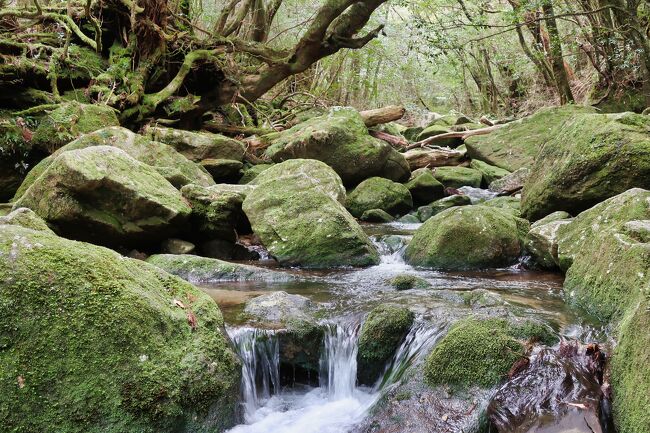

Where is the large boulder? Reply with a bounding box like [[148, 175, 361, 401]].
[[465, 106, 596, 171], [432, 166, 482, 189], [13, 146, 191, 247], [469, 159, 510, 186], [346, 177, 413, 218], [31, 102, 120, 153], [13, 127, 214, 200], [404, 168, 445, 206], [357, 305, 414, 385], [261, 107, 410, 185], [525, 217, 572, 269], [405, 206, 526, 270], [144, 126, 246, 162], [521, 112, 650, 220], [0, 225, 241, 432], [243, 159, 379, 267]]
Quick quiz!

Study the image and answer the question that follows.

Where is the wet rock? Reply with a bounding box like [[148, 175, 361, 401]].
[[146, 253, 291, 283], [525, 219, 571, 269], [482, 196, 521, 217], [278, 319, 324, 385], [0, 225, 241, 432], [13, 146, 191, 247], [360, 208, 395, 223], [243, 159, 379, 267], [14, 127, 215, 200], [406, 206, 527, 270], [261, 107, 410, 185], [470, 159, 511, 186], [357, 305, 415, 385], [404, 168, 445, 206], [347, 177, 413, 218], [200, 159, 243, 183], [417, 194, 472, 222], [161, 238, 195, 255], [463, 289, 505, 309], [386, 274, 430, 290], [521, 112, 650, 220], [397, 213, 420, 223], [31, 102, 119, 153], [466, 106, 596, 171], [433, 166, 483, 189], [144, 125, 246, 162], [244, 291, 313, 323], [239, 163, 273, 184], [488, 167, 530, 194], [0, 207, 53, 233], [380, 234, 406, 253]]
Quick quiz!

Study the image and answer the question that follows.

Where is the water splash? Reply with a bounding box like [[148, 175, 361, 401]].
[[319, 322, 361, 400]]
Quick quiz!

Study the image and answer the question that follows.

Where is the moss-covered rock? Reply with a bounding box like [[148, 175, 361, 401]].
[[244, 291, 313, 323], [360, 208, 395, 222], [357, 305, 415, 385], [0, 117, 33, 201], [31, 102, 120, 153], [433, 166, 483, 189], [0, 207, 53, 233], [423, 318, 525, 389], [14, 146, 191, 247], [417, 194, 472, 222], [405, 168, 445, 206], [416, 125, 450, 141], [146, 253, 291, 283], [0, 225, 241, 432], [200, 159, 243, 183], [481, 196, 521, 217], [525, 219, 571, 269], [521, 112, 650, 220], [465, 106, 596, 171], [488, 167, 530, 194], [239, 164, 273, 184], [144, 126, 246, 162], [243, 159, 379, 267], [386, 274, 430, 290], [346, 177, 413, 218], [278, 319, 324, 380], [469, 160, 510, 186], [261, 107, 410, 185], [405, 206, 526, 270], [14, 127, 214, 200]]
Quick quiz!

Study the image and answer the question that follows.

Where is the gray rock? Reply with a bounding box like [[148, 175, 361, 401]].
[[244, 291, 313, 323]]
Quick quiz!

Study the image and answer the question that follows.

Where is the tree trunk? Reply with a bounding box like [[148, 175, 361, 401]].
[[542, 2, 575, 104], [359, 105, 406, 127]]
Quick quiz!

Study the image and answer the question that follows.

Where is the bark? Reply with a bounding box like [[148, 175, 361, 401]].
[[359, 105, 405, 127], [542, 2, 575, 104], [369, 130, 408, 148], [406, 125, 502, 150], [403, 148, 466, 170]]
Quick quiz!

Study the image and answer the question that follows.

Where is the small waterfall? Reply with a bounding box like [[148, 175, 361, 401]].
[[229, 327, 280, 421], [371, 236, 410, 268], [319, 322, 361, 400]]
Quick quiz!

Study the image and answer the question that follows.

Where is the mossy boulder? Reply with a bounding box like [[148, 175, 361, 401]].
[[433, 166, 482, 189], [525, 220, 572, 270], [261, 107, 410, 185], [465, 105, 596, 171], [416, 124, 450, 141], [244, 291, 313, 323], [386, 274, 430, 290], [488, 167, 530, 194], [14, 146, 191, 247], [360, 208, 395, 222], [357, 305, 415, 385], [346, 177, 413, 218], [239, 164, 273, 184], [469, 160, 510, 186], [405, 168, 445, 206], [144, 126, 246, 162], [481, 196, 521, 217], [31, 102, 120, 153], [417, 194, 472, 222], [405, 206, 526, 270], [146, 253, 291, 283], [14, 127, 214, 200], [521, 112, 650, 220], [243, 159, 379, 267], [0, 207, 53, 233], [277, 319, 325, 380], [0, 225, 241, 432]]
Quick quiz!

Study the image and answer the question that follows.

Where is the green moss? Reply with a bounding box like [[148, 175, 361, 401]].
[[469, 160, 510, 186], [145, 126, 245, 163], [423, 318, 524, 389], [0, 207, 53, 233], [417, 194, 472, 222], [346, 177, 413, 218], [278, 319, 325, 374], [433, 166, 483, 189], [386, 274, 430, 290], [180, 184, 245, 242], [357, 305, 415, 385], [405, 168, 445, 206], [239, 164, 273, 184], [360, 208, 395, 222], [0, 225, 240, 432], [482, 196, 521, 217]]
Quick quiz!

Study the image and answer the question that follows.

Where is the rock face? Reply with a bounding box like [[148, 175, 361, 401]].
[[31, 102, 120, 153], [405, 168, 445, 206], [14, 146, 191, 247], [0, 207, 53, 233], [357, 305, 415, 385], [243, 159, 379, 267], [521, 112, 650, 220], [433, 166, 483, 189], [144, 126, 246, 162], [146, 253, 292, 283], [405, 206, 526, 270], [553, 189, 650, 433], [261, 108, 410, 185], [0, 225, 241, 432], [346, 177, 413, 218], [14, 127, 214, 200], [465, 106, 596, 171], [525, 218, 571, 269]]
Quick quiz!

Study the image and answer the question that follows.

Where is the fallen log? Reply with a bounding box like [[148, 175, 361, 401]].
[[203, 121, 274, 137], [369, 130, 408, 148], [406, 125, 501, 150], [403, 147, 466, 170], [359, 105, 405, 127]]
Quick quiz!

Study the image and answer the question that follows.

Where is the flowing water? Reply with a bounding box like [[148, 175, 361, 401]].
[[203, 218, 607, 433]]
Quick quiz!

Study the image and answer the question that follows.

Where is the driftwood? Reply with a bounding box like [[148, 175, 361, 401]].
[[406, 125, 501, 150], [359, 105, 406, 127], [403, 147, 466, 170], [370, 130, 408, 148]]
